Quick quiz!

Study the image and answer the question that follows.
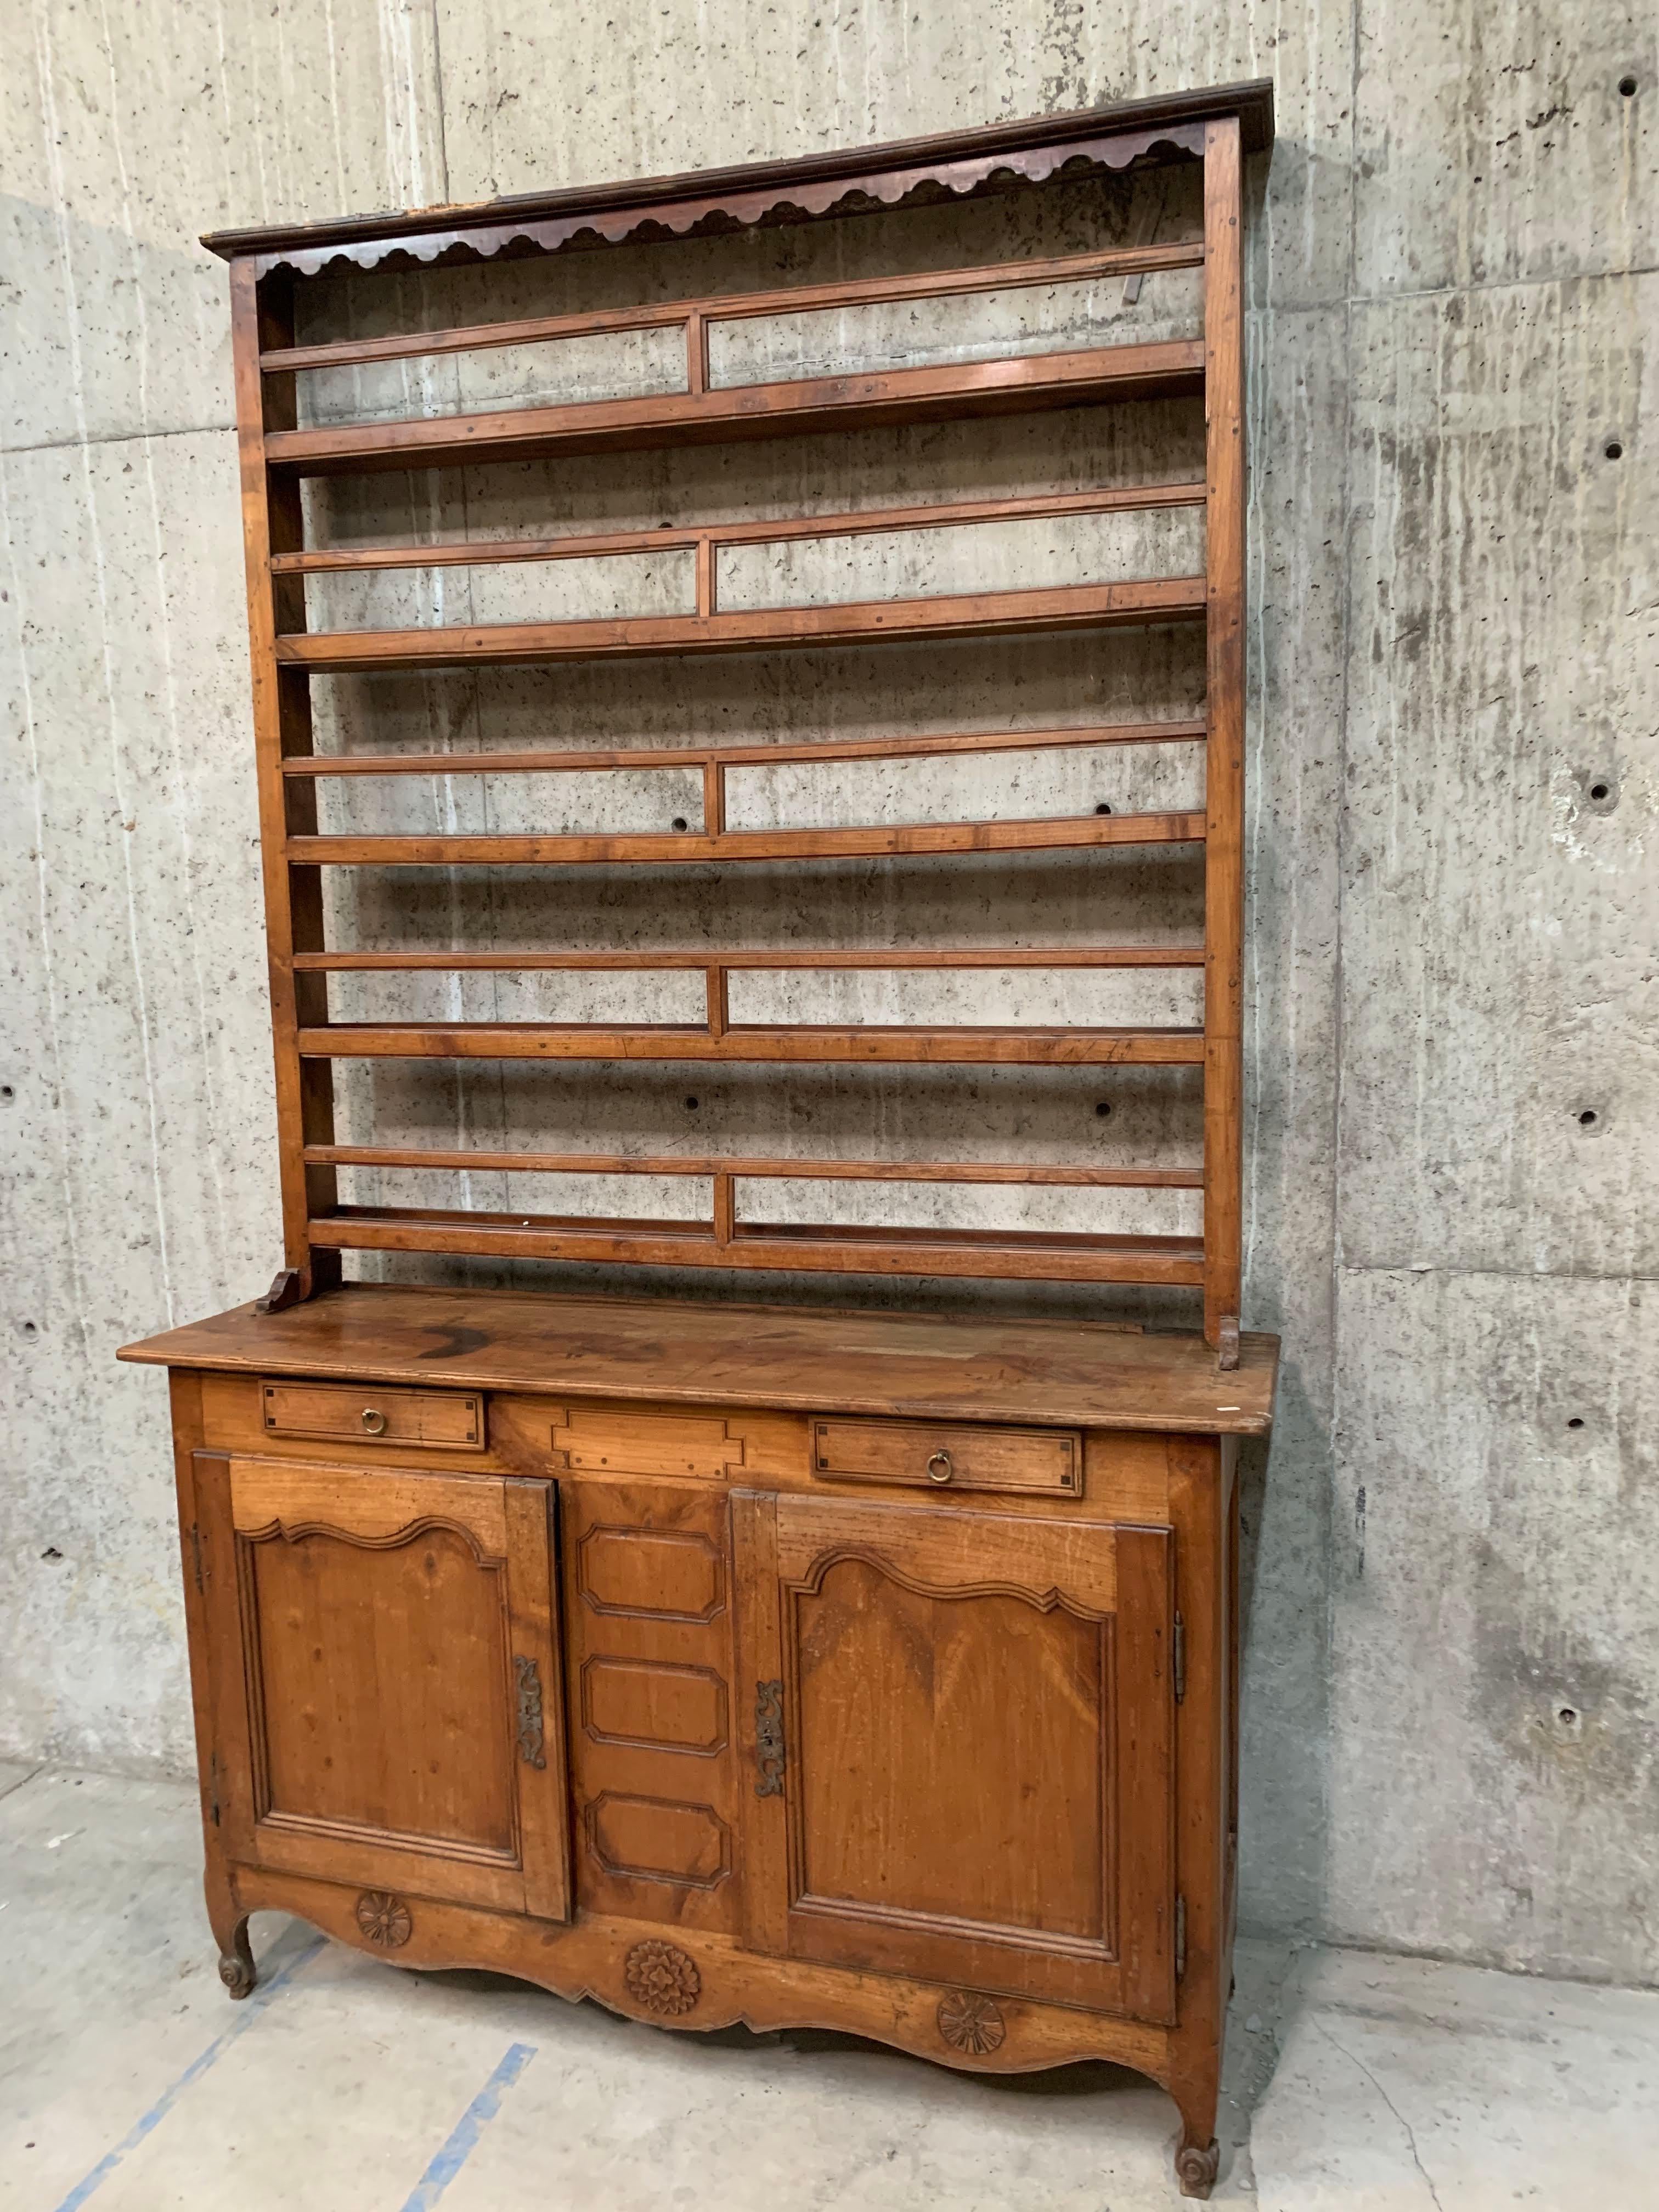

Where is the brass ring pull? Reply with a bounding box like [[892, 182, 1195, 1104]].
[[361, 1407, 387, 1435], [926, 1449, 953, 1485]]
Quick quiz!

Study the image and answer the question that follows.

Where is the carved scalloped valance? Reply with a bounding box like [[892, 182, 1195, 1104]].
[[201, 80, 1273, 280]]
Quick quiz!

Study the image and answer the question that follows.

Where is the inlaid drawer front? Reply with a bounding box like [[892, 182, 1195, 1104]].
[[810, 1416, 1081, 1497], [549, 1406, 745, 1479], [260, 1380, 486, 1452]]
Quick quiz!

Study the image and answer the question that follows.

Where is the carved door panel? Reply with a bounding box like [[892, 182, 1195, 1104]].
[[733, 1493, 1175, 2022], [559, 1479, 741, 1934], [198, 1454, 570, 1920]]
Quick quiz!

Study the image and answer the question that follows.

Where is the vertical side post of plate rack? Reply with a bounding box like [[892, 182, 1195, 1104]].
[[1202, 117, 1245, 1358], [229, 259, 339, 1309]]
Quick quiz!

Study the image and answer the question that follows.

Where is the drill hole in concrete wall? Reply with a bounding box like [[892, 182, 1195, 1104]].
[[1619, 75, 1638, 97], [671, 816, 689, 832], [0, 1084, 14, 1104], [1094, 802, 1113, 815], [684, 1096, 700, 1111], [1579, 771, 1619, 814], [1567, 1417, 1585, 1430], [1556, 1707, 1582, 1731], [1604, 439, 1624, 460], [1095, 1101, 1113, 1118], [1575, 1107, 1601, 1132], [19, 1319, 38, 1338]]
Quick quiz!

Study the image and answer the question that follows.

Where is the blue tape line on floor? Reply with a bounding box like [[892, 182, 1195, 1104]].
[[398, 2042, 539, 2212], [51, 1931, 326, 2212]]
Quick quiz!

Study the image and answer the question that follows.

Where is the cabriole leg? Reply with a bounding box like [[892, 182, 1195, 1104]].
[[1171, 2051, 1222, 2199]]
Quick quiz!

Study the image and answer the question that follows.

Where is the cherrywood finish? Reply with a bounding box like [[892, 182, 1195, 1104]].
[[260, 1377, 486, 1448], [269, 478, 1205, 574], [809, 1415, 1083, 1494], [122, 1280, 1277, 1434], [263, 337, 1205, 477], [259, 239, 1206, 377], [278, 716, 1209, 778], [276, 576, 1207, 672], [308, 1209, 1206, 1288], [736, 1493, 1174, 2017], [1201, 117, 1246, 1355], [208, 87, 1259, 1325], [295, 1018, 1204, 1063], [307, 1147, 1202, 1189], [153, 84, 1276, 2198], [199, 78, 1270, 274], [199, 1448, 571, 1917], [284, 807, 1206, 866], [133, 1278, 1269, 2197]]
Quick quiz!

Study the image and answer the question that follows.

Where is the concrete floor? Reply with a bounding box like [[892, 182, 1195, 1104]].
[[2, 1763, 1655, 2210]]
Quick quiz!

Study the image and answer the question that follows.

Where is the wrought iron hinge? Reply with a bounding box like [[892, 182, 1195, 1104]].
[[188, 1523, 204, 1596], [754, 1679, 786, 1797], [1175, 1895, 1187, 1982], [514, 1655, 547, 1770], [1173, 1611, 1186, 1705]]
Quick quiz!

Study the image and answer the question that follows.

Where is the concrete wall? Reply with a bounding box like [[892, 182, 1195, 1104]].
[[1, 2, 1653, 1985]]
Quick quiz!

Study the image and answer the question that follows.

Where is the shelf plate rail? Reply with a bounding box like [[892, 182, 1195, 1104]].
[[225, 103, 1248, 1333], [262, 237, 1207, 476]]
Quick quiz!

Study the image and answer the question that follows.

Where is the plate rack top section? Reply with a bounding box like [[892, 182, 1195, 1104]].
[[213, 81, 1269, 1347]]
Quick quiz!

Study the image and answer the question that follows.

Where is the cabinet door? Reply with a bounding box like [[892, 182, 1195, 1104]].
[[198, 1453, 570, 1920], [733, 1493, 1174, 2021]]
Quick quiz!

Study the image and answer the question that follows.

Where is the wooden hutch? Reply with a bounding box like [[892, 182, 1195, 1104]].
[[122, 81, 1278, 2200]]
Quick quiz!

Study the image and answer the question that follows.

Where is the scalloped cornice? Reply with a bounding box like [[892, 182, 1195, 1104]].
[[201, 79, 1273, 280]]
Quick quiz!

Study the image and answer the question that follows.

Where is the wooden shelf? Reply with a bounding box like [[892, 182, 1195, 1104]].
[[307, 1206, 1207, 1285], [264, 338, 1205, 477], [285, 811, 1205, 868], [276, 578, 1206, 673], [270, 482, 1204, 578], [295, 1023, 1205, 1066], [276, 717, 1209, 779], [305, 1143, 1203, 1187], [261, 241, 1206, 376], [291, 945, 1206, 972]]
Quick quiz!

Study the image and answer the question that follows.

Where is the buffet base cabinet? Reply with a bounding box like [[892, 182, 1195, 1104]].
[[123, 1286, 1274, 2202]]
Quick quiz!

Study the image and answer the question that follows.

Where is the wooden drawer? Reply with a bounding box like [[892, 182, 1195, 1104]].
[[549, 1404, 745, 1477], [260, 1379, 486, 1452], [810, 1415, 1081, 1497]]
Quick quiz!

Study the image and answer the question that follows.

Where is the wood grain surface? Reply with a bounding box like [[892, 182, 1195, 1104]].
[[121, 1282, 1277, 1432]]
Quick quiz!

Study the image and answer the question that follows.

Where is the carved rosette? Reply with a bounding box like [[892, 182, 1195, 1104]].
[[356, 1891, 413, 1948], [624, 1939, 702, 2016], [936, 1988, 1005, 2056]]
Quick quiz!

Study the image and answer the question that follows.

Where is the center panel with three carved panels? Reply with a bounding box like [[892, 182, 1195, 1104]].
[[550, 1406, 754, 1931]]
